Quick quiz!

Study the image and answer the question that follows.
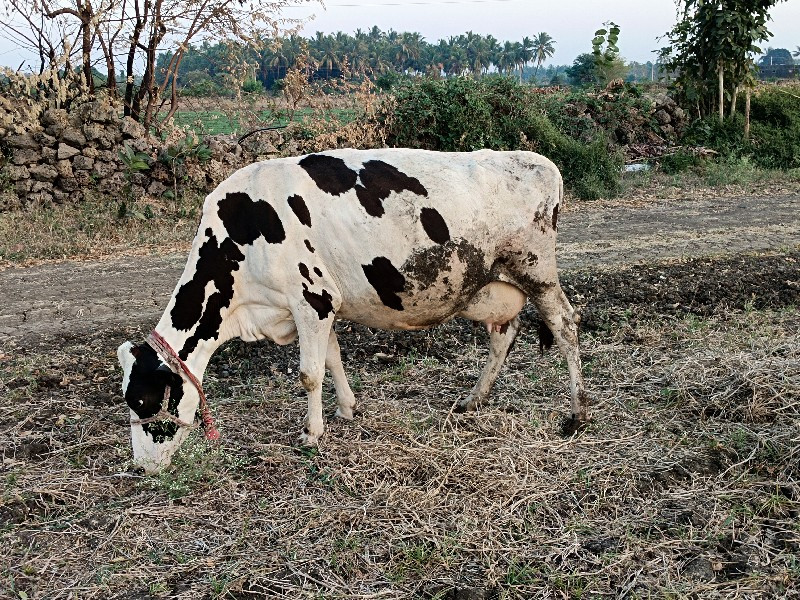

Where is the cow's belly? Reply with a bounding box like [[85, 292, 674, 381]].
[[334, 237, 502, 330]]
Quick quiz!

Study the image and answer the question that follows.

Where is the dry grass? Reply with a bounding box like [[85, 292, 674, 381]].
[[617, 165, 800, 206], [2, 299, 798, 598], [0, 193, 201, 270]]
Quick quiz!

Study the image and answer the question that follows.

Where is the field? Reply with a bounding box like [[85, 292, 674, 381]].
[[164, 96, 358, 136], [1, 190, 799, 598]]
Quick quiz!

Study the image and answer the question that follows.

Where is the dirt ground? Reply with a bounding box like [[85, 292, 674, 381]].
[[1, 193, 798, 599], [1, 193, 797, 345]]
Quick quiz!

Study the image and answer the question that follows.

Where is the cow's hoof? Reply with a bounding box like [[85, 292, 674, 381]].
[[298, 427, 321, 447], [335, 406, 355, 420], [454, 398, 478, 413], [560, 414, 588, 437]]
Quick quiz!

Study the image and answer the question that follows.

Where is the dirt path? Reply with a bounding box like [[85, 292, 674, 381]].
[[1, 194, 797, 344]]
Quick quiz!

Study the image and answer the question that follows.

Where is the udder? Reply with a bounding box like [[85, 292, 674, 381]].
[[458, 281, 526, 333]]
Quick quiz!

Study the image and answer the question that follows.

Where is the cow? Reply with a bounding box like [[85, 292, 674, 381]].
[[117, 149, 587, 473]]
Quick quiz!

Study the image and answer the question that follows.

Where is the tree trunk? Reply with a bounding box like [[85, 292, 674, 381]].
[[731, 85, 739, 117], [744, 87, 751, 141], [125, 0, 149, 119], [97, 32, 117, 98], [717, 61, 724, 122], [79, 1, 94, 94]]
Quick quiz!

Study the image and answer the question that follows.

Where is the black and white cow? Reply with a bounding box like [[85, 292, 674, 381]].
[[118, 149, 587, 472]]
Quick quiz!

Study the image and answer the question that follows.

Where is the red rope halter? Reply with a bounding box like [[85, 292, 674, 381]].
[[145, 330, 220, 441]]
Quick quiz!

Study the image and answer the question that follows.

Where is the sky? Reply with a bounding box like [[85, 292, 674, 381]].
[[0, 0, 798, 69], [287, 0, 800, 65]]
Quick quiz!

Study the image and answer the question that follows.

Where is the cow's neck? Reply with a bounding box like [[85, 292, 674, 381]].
[[152, 315, 233, 384]]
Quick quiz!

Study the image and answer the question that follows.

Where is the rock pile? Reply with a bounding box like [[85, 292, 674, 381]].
[[1, 99, 246, 211], [650, 93, 687, 140]]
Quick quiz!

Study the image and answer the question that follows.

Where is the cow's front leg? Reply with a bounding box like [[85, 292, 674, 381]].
[[326, 328, 356, 419], [295, 310, 336, 446]]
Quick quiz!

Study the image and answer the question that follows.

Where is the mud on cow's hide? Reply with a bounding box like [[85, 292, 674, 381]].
[[117, 148, 588, 473]]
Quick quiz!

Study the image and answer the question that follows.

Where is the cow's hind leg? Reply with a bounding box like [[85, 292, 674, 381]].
[[529, 282, 588, 432], [325, 329, 356, 419], [456, 316, 521, 412], [294, 309, 337, 446]]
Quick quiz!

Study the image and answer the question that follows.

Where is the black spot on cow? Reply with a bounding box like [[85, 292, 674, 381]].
[[124, 344, 183, 443], [171, 231, 245, 332], [362, 256, 406, 311], [402, 239, 489, 298], [313, 267, 323, 278], [180, 288, 230, 359], [288, 194, 312, 227], [302, 284, 335, 320], [218, 191, 285, 245], [299, 154, 358, 196], [304, 240, 315, 253], [298, 263, 313, 284], [355, 160, 428, 217], [552, 204, 559, 230], [420, 207, 450, 244], [170, 232, 245, 359]]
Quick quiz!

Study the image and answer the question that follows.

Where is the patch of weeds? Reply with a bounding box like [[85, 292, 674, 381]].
[[387, 540, 448, 582], [757, 487, 794, 517], [0, 193, 202, 264], [349, 371, 363, 393], [549, 573, 589, 597], [659, 387, 679, 403], [328, 534, 364, 577], [142, 435, 248, 500], [148, 581, 170, 596], [504, 560, 540, 586], [703, 155, 761, 187]]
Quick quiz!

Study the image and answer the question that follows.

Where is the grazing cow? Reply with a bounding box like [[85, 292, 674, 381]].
[[118, 149, 587, 472]]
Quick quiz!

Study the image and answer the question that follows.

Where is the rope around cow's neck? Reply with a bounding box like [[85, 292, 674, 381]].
[[129, 384, 198, 429], [139, 330, 221, 441]]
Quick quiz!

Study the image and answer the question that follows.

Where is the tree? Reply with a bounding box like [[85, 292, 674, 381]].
[[531, 32, 556, 80], [591, 22, 627, 85], [565, 53, 599, 86], [659, 0, 784, 128], [759, 47, 793, 66], [1, 0, 310, 129]]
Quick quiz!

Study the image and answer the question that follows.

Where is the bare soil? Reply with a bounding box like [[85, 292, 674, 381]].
[[1, 193, 799, 599], [0, 193, 797, 345]]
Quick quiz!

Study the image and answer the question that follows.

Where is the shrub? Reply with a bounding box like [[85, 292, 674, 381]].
[[683, 87, 800, 170], [383, 76, 622, 199], [241, 77, 263, 94], [659, 150, 699, 174]]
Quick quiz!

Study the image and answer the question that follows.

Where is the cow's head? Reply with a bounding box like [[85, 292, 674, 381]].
[[117, 341, 196, 473]]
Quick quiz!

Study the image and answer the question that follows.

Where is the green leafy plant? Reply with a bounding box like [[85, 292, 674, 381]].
[[384, 76, 623, 199], [117, 143, 153, 220]]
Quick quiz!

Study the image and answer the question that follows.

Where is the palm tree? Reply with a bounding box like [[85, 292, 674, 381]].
[[520, 36, 535, 82], [531, 32, 556, 81], [465, 31, 492, 77], [496, 41, 517, 76], [313, 32, 340, 79], [444, 38, 468, 77]]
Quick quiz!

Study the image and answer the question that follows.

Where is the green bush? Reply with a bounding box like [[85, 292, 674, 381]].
[[659, 150, 699, 174], [747, 87, 800, 129], [749, 122, 800, 169], [384, 76, 622, 199], [241, 77, 263, 94], [683, 88, 800, 170]]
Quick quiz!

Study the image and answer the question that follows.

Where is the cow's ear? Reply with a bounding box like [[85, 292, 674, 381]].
[[130, 345, 141, 359]]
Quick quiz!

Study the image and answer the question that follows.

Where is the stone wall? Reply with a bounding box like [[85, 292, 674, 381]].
[[0, 98, 249, 211]]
